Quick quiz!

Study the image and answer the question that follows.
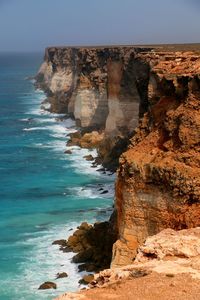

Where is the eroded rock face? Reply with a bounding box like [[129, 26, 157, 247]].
[[54, 227, 200, 300], [112, 51, 200, 267], [36, 47, 144, 130], [36, 46, 200, 271], [66, 221, 117, 273], [67, 130, 104, 149], [36, 46, 151, 169]]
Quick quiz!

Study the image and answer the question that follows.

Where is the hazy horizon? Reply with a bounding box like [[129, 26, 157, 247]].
[[0, 0, 200, 52]]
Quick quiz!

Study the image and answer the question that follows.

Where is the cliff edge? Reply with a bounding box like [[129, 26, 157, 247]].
[[36, 45, 200, 291], [112, 49, 200, 266]]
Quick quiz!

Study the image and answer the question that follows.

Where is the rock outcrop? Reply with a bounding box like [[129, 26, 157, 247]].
[[65, 221, 117, 273], [55, 227, 200, 300], [112, 50, 200, 267], [35, 46, 151, 169], [38, 281, 57, 290], [36, 45, 200, 273]]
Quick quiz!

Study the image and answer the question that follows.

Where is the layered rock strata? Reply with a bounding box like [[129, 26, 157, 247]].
[[55, 227, 200, 300], [112, 50, 200, 267], [36, 46, 151, 169], [36, 45, 200, 271], [65, 221, 117, 273]]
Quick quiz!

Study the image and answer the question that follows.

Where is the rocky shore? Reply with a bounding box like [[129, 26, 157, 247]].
[[55, 227, 200, 300], [35, 44, 200, 298]]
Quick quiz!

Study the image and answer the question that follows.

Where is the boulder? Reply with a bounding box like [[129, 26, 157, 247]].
[[38, 281, 57, 290], [52, 239, 67, 247], [72, 248, 93, 263], [64, 150, 72, 154], [83, 154, 94, 161], [56, 272, 68, 279], [100, 190, 108, 194], [78, 274, 94, 285]]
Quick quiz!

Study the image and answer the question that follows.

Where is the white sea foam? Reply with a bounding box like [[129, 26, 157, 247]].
[[70, 183, 114, 199], [18, 88, 115, 299], [34, 117, 57, 124], [5, 223, 86, 299], [23, 127, 47, 131], [65, 146, 116, 180], [47, 140, 66, 152], [41, 102, 51, 110], [20, 118, 33, 122]]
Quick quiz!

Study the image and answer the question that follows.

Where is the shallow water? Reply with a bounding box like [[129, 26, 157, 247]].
[[0, 53, 114, 300]]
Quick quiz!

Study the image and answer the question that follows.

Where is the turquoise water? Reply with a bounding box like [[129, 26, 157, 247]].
[[0, 53, 114, 300]]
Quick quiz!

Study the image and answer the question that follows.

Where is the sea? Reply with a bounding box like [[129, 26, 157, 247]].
[[0, 53, 115, 300]]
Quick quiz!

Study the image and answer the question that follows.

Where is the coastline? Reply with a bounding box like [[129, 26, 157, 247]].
[[34, 88, 117, 295], [34, 45, 200, 299]]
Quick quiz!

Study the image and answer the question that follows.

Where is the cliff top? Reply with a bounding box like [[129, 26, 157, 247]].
[[45, 43, 200, 53]]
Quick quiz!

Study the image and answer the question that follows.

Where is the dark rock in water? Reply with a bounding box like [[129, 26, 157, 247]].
[[100, 190, 108, 194], [83, 154, 94, 161], [65, 150, 72, 154], [52, 239, 72, 252], [108, 172, 115, 176], [60, 246, 71, 253], [52, 239, 67, 247], [66, 221, 117, 272], [38, 282, 57, 290], [98, 188, 104, 191], [79, 274, 94, 285], [72, 248, 93, 263], [78, 263, 97, 273], [97, 168, 105, 172], [56, 272, 68, 279], [78, 263, 87, 272]]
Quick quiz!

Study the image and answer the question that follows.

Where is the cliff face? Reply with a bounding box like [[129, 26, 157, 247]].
[[36, 46, 151, 169], [36, 46, 200, 270], [36, 47, 146, 130], [112, 50, 200, 267]]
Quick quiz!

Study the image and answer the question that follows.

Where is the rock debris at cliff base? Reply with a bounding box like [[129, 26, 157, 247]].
[[35, 44, 200, 298], [55, 227, 200, 300]]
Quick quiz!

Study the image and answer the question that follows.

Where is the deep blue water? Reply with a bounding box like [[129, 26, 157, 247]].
[[0, 53, 114, 300]]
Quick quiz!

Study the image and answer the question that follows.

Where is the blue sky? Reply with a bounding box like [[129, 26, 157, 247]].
[[0, 0, 199, 52]]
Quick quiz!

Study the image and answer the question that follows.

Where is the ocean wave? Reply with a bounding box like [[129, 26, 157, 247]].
[[23, 127, 47, 131], [19, 118, 34, 122], [2, 223, 84, 299], [69, 183, 114, 199]]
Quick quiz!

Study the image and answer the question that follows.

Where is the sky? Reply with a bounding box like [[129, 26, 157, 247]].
[[0, 0, 199, 52]]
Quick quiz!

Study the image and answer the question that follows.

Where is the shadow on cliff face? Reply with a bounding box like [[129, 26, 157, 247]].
[[112, 55, 200, 267], [98, 53, 151, 171], [56, 212, 118, 274]]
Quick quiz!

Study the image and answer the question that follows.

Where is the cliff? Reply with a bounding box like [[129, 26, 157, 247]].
[[55, 227, 200, 300], [36, 45, 200, 272], [112, 50, 200, 267], [36, 46, 151, 169]]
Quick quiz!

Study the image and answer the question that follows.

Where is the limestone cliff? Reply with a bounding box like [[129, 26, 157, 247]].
[[36, 45, 200, 270], [36, 46, 151, 169], [112, 50, 200, 267], [55, 227, 200, 300]]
